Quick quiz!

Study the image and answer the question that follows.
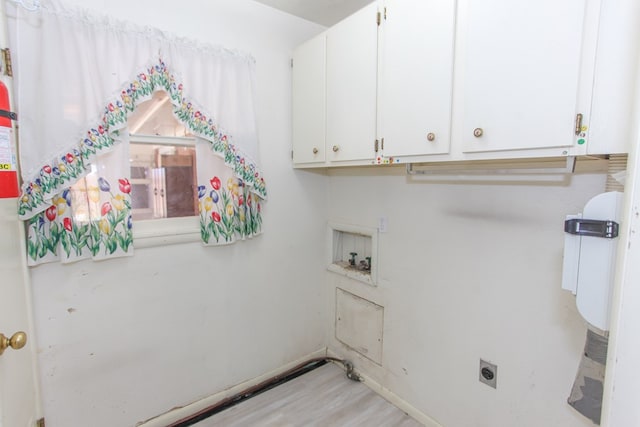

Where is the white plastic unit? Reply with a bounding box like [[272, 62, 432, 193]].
[[562, 191, 623, 330]]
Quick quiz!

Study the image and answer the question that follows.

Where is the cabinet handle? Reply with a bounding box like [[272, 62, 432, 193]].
[[473, 128, 484, 138], [312, 147, 318, 154], [332, 145, 339, 152], [427, 132, 436, 142]]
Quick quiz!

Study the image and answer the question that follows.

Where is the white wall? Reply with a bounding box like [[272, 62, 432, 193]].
[[326, 167, 607, 427], [27, 1, 327, 426]]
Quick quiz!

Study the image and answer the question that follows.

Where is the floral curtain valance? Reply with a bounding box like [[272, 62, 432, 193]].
[[7, 0, 266, 265], [17, 58, 266, 219]]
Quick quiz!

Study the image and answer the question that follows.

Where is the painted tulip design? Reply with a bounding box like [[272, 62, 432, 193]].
[[63, 217, 73, 232], [45, 205, 57, 221], [210, 176, 221, 190], [62, 189, 72, 206], [118, 178, 131, 194], [101, 202, 112, 216], [112, 194, 125, 211], [55, 198, 66, 216], [203, 197, 213, 212], [99, 218, 111, 234], [98, 177, 111, 192], [88, 186, 100, 203]]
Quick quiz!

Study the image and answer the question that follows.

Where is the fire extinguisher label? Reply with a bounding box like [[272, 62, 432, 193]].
[[0, 126, 15, 171]]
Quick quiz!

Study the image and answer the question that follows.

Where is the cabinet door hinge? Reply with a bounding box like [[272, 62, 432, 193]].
[[381, 137, 384, 151], [36, 418, 45, 427], [384, 7, 387, 20], [374, 139, 379, 152], [376, 11, 381, 26], [575, 113, 583, 136], [1, 48, 13, 77]]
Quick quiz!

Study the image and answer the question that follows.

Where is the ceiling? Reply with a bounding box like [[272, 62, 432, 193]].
[[252, 0, 374, 27]]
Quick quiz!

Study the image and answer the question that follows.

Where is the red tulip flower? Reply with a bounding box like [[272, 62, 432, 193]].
[[45, 205, 56, 221], [118, 178, 131, 194], [210, 176, 221, 190], [101, 202, 112, 216]]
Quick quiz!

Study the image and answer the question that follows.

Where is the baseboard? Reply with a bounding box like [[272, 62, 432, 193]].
[[327, 349, 442, 427], [137, 348, 328, 427]]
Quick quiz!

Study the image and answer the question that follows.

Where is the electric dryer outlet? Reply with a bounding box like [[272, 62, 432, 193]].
[[479, 359, 497, 388]]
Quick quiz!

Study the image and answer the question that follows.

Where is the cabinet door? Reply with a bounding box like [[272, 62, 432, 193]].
[[292, 33, 326, 164], [379, 0, 456, 157], [326, 2, 378, 163], [459, 0, 588, 153]]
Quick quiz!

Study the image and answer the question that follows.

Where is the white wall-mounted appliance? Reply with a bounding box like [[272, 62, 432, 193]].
[[562, 191, 623, 331]]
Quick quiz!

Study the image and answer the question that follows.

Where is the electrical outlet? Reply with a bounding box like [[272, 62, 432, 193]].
[[479, 359, 497, 388]]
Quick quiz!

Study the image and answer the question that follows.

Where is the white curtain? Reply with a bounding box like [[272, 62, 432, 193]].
[[8, 0, 266, 264]]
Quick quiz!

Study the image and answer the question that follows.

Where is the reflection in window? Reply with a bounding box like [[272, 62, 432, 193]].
[[129, 137, 198, 220]]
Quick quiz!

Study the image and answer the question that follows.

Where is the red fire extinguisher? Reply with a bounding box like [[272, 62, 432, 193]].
[[0, 79, 18, 198]]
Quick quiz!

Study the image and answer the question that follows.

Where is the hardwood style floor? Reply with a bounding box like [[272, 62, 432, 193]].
[[194, 362, 423, 426]]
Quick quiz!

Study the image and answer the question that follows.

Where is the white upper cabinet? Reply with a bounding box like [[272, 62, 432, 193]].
[[292, 0, 637, 168], [587, 0, 640, 155], [325, 2, 379, 163], [292, 32, 326, 165], [378, 0, 456, 158], [456, 0, 591, 154]]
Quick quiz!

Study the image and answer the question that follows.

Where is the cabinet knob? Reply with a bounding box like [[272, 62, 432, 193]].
[[312, 147, 318, 154], [332, 145, 339, 152], [473, 128, 484, 138], [427, 132, 436, 142], [0, 331, 27, 356]]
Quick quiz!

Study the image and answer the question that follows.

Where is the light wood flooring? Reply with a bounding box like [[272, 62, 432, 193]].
[[194, 362, 423, 426]]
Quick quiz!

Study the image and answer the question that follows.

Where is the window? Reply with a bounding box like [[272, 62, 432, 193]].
[[129, 135, 198, 221], [128, 91, 198, 221]]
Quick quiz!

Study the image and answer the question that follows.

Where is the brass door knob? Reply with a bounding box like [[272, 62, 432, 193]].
[[312, 147, 318, 154], [473, 128, 484, 138], [332, 145, 339, 152], [0, 331, 27, 355], [427, 132, 436, 142]]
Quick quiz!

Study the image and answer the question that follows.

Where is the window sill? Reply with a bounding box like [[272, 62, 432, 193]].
[[132, 216, 200, 249]]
